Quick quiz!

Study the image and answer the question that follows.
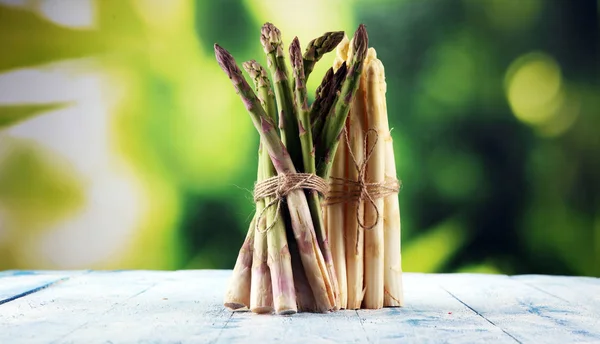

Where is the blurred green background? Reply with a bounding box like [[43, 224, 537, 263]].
[[0, 0, 598, 276]]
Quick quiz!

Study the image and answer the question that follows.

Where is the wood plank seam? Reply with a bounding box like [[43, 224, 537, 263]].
[[510, 276, 600, 327], [510, 275, 600, 316], [354, 310, 371, 344], [0, 276, 71, 306], [441, 287, 523, 344], [512, 279, 570, 304], [208, 311, 234, 344]]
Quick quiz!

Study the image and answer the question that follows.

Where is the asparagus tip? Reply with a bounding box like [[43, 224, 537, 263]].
[[305, 31, 346, 61], [289, 37, 303, 72], [352, 24, 369, 61], [243, 60, 270, 89], [214, 44, 242, 81], [261, 22, 282, 54], [315, 67, 335, 98]]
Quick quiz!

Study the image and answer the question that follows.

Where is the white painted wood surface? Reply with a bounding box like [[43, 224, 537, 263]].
[[0, 270, 598, 344]]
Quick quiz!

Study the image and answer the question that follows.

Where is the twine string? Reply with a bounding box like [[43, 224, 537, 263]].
[[253, 173, 329, 233], [324, 127, 401, 231]]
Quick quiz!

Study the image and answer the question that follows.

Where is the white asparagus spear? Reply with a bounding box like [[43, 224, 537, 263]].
[[330, 35, 355, 309], [362, 51, 386, 309], [343, 39, 368, 310], [371, 57, 405, 307], [333, 35, 349, 72], [327, 130, 348, 309]]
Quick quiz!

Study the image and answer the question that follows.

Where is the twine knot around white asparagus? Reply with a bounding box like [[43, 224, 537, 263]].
[[253, 173, 329, 233], [324, 127, 402, 231]]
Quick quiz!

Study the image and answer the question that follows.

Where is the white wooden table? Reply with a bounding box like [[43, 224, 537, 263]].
[[0, 270, 599, 343]]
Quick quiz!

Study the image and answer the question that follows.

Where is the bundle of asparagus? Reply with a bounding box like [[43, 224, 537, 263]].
[[217, 21, 404, 314], [326, 37, 404, 309], [217, 22, 368, 314]]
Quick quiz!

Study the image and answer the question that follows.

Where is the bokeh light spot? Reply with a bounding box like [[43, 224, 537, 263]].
[[505, 52, 563, 126], [39, 0, 95, 29], [464, 0, 542, 32]]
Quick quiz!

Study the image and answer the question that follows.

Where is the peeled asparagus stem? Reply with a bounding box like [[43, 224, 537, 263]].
[[327, 128, 348, 309], [336, 35, 369, 310], [376, 54, 404, 307], [362, 52, 386, 310]]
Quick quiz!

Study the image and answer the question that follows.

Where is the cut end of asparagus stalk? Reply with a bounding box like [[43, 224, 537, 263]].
[[224, 216, 256, 311]]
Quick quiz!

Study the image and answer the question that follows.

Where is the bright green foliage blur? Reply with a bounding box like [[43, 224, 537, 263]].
[[0, 0, 598, 276]]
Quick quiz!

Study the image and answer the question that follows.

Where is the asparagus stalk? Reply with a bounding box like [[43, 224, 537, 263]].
[[289, 37, 315, 178], [250, 152, 274, 314], [311, 63, 348, 142], [327, 126, 348, 309], [286, 214, 318, 312], [302, 31, 345, 81], [215, 44, 334, 312], [310, 67, 334, 126], [333, 35, 349, 71], [363, 56, 386, 309], [316, 24, 369, 179], [260, 23, 303, 171], [369, 57, 404, 307], [223, 216, 255, 310], [339, 36, 369, 310], [244, 60, 297, 314], [290, 37, 340, 310], [243, 60, 278, 120]]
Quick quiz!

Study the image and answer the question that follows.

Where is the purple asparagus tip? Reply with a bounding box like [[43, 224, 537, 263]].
[[261, 22, 282, 54], [289, 37, 303, 71], [214, 43, 244, 84], [352, 24, 369, 62]]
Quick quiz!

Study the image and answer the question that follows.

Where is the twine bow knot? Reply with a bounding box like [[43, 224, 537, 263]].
[[325, 128, 401, 230], [253, 172, 329, 233]]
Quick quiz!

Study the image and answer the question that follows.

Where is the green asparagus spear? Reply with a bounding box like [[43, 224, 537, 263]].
[[243, 60, 297, 315], [260, 23, 303, 172], [316, 24, 369, 179], [290, 37, 341, 309], [215, 44, 335, 312], [303, 31, 345, 80]]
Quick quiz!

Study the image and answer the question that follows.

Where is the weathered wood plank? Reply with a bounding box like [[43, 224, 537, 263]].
[[221, 309, 368, 344], [438, 273, 600, 343], [0, 271, 81, 306], [512, 275, 600, 313], [55, 270, 232, 344], [1, 270, 598, 344], [357, 273, 517, 344], [0, 270, 168, 343]]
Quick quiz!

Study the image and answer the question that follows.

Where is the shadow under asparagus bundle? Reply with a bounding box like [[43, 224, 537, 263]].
[[216, 22, 402, 315]]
